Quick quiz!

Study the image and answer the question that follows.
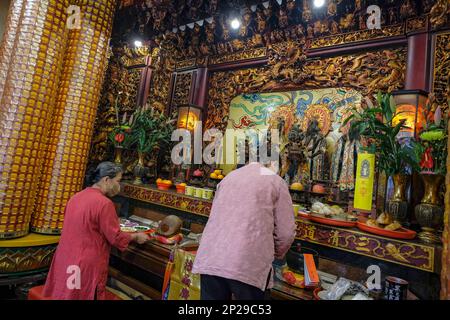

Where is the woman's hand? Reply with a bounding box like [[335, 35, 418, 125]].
[[131, 232, 150, 244]]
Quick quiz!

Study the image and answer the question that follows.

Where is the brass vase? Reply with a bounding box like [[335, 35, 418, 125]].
[[145, 146, 160, 183], [387, 174, 409, 225], [114, 146, 123, 167], [414, 173, 444, 244], [133, 152, 147, 185]]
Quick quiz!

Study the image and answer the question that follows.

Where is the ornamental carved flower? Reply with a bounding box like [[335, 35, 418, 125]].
[[181, 275, 191, 287], [184, 259, 193, 273], [180, 287, 190, 300]]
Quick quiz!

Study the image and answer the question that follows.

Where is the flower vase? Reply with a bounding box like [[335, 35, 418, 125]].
[[114, 146, 124, 167], [387, 174, 409, 225], [146, 146, 160, 184], [414, 173, 444, 244], [133, 152, 147, 185]]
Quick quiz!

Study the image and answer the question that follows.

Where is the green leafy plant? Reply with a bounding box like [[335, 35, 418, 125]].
[[410, 94, 448, 175], [344, 92, 416, 176], [129, 104, 176, 154]]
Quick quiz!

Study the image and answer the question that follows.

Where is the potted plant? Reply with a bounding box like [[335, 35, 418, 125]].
[[129, 105, 176, 184], [344, 92, 416, 224], [411, 95, 448, 243]]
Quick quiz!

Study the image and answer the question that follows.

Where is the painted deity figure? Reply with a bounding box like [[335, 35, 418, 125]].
[[305, 119, 328, 182], [280, 124, 307, 184]]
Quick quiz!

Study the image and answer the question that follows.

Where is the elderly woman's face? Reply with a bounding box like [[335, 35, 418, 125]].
[[105, 172, 122, 197]]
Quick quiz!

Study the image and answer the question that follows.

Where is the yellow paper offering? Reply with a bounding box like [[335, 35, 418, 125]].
[[353, 153, 375, 211]]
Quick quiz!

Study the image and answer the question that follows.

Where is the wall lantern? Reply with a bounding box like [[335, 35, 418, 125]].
[[176, 104, 202, 132], [392, 90, 428, 139]]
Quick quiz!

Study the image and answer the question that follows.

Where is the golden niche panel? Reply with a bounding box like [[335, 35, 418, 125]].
[[0, 0, 70, 239], [31, 0, 117, 234]]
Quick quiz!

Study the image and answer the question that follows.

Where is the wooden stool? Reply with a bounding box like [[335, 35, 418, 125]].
[[28, 285, 51, 300]]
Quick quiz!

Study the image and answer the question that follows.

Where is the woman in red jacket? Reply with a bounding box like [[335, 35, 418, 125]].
[[43, 162, 149, 300]]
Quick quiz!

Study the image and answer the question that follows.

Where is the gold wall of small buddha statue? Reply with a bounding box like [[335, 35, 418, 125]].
[[31, 0, 117, 234], [0, 0, 70, 239], [0, 0, 117, 238]]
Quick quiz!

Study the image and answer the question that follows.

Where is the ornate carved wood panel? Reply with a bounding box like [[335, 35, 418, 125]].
[[433, 32, 450, 113]]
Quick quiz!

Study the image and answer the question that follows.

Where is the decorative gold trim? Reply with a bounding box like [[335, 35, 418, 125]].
[[0, 233, 60, 248], [0, 230, 28, 240], [31, 227, 62, 235], [209, 47, 267, 66], [176, 58, 197, 70], [296, 219, 435, 273], [310, 24, 405, 49], [432, 32, 450, 112], [0, 245, 57, 273], [406, 16, 428, 33], [121, 183, 211, 217], [120, 46, 150, 68]]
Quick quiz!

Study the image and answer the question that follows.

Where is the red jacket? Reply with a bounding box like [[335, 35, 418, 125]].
[[43, 187, 131, 300]]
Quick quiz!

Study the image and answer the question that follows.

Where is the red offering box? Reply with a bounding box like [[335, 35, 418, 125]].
[[309, 215, 357, 228], [356, 221, 416, 240]]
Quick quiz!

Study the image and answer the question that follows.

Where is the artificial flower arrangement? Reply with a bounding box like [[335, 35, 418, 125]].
[[410, 94, 448, 175], [108, 93, 133, 149]]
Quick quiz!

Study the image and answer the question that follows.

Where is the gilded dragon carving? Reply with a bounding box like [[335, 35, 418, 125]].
[[206, 45, 406, 131]]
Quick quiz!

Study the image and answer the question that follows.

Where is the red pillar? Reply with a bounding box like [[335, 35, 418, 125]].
[[191, 67, 209, 108], [405, 33, 431, 92]]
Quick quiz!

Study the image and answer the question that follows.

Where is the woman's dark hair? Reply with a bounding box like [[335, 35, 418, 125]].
[[85, 162, 122, 186]]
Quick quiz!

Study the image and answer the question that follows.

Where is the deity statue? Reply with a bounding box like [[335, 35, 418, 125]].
[[208, 0, 218, 15], [189, 23, 201, 55], [280, 124, 307, 184], [278, 8, 289, 29], [205, 18, 216, 44], [302, 0, 312, 23], [220, 16, 231, 41], [327, 0, 337, 17], [330, 113, 362, 191], [305, 119, 328, 182], [359, 14, 366, 30], [330, 19, 340, 34], [287, 0, 299, 25], [239, 7, 253, 38], [256, 8, 267, 34], [388, 7, 398, 25], [400, 0, 416, 21], [306, 24, 314, 39]]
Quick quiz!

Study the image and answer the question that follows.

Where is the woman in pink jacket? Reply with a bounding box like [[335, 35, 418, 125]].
[[192, 161, 297, 300]]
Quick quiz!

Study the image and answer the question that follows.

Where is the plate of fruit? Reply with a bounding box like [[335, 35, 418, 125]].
[[156, 178, 173, 190], [209, 169, 225, 180]]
